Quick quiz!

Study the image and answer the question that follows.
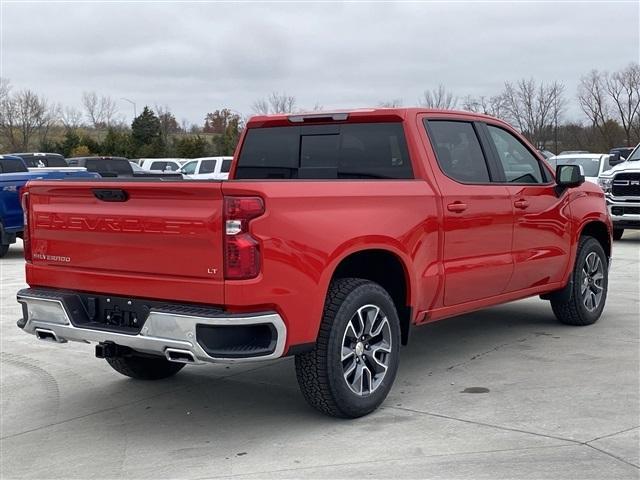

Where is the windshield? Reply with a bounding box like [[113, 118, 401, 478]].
[[628, 146, 640, 161], [555, 156, 602, 177], [180, 161, 197, 174]]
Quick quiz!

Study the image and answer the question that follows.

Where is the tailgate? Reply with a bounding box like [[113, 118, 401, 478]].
[[26, 180, 225, 304]]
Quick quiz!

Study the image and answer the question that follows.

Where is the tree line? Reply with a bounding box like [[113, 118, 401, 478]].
[[0, 62, 638, 158]]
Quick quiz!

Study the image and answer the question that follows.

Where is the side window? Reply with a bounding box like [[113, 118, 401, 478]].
[[181, 161, 197, 175], [200, 160, 216, 174], [426, 120, 491, 183], [220, 159, 232, 173], [487, 125, 544, 184], [150, 161, 166, 170]]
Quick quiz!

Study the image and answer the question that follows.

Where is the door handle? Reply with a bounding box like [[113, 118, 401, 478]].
[[447, 202, 468, 213], [514, 199, 529, 209]]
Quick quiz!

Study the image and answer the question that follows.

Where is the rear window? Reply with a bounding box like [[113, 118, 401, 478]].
[[0, 158, 28, 173], [85, 158, 131, 175], [18, 154, 67, 167], [235, 123, 413, 179]]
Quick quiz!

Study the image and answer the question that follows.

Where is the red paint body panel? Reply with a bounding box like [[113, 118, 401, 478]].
[[23, 108, 613, 352]]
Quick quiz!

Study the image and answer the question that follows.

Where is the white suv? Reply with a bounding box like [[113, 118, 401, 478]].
[[179, 157, 233, 180]]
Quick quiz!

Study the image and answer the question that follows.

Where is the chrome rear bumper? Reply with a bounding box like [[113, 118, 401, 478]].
[[17, 289, 286, 364]]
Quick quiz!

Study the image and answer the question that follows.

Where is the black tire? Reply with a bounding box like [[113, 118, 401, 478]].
[[0, 244, 8, 258], [105, 354, 185, 380], [295, 278, 401, 418], [551, 236, 608, 326], [613, 228, 624, 240]]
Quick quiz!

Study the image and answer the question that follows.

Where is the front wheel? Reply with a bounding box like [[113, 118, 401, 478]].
[[613, 228, 624, 240], [295, 278, 401, 418], [0, 244, 8, 258], [551, 236, 608, 326]]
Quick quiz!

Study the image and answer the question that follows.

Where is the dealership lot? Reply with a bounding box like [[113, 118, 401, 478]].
[[1, 234, 638, 479]]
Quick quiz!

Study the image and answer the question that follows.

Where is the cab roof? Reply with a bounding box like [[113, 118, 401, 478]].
[[246, 107, 503, 128]]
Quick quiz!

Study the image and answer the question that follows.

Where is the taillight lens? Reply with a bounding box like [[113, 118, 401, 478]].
[[20, 191, 32, 262], [224, 196, 264, 279]]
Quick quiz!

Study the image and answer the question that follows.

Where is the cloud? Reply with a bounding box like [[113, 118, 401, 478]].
[[1, 1, 638, 123]]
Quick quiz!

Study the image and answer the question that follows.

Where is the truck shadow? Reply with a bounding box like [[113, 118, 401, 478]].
[[55, 301, 566, 427]]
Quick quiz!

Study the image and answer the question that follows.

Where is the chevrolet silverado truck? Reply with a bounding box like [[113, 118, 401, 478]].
[[16, 109, 612, 417], [598, 144, 640, 240], [0, 155, 98, 258]]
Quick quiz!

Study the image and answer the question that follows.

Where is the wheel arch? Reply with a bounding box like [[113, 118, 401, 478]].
[[327, 246, 414, 345], [580, 220, 611, 261]]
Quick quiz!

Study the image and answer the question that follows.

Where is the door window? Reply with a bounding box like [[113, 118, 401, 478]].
[[200, 160, 216, 174], [425, 120, 491, 183], [487, 126, 544, 184], [180, 161, 197, 175], [220, 159, 232, 173]]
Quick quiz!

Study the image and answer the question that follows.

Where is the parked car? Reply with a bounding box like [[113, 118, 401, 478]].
[[0, 155, 98, 257], [11, 152, 68, 168], [558, 150, 590, 156], [68, 156, 183, 179], [609, 147, 634, 160], [547, 153, 614, 184], [179, 156, 233, 179], [17, 108, 612, 418], [598, 143, 640, 240], [139, 158, 185, 172]]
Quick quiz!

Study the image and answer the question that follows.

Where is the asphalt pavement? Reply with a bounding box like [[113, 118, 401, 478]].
[[1, 233, 638, 479]]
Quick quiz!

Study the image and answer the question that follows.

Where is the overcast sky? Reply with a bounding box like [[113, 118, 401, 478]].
[[1, 1, 639, 125]]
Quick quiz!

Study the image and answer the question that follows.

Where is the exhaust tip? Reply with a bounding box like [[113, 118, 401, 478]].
[[35, 328, 65, 343], [165, 348, 196, 364]]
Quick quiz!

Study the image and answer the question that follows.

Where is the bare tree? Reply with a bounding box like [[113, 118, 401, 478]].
[[461, 94, 507, 118], [577, 70, 616, 148], [251, 92, 297, 114], [605, 63, 640, 146], [502, 78, 565, 146], [82, 91, 101, 127], [0, 77, 10, 104], [378, 99, 403, 107], [0, 89, 51, 150], [419, 85, 457, 109], [82, 91, 118, 127], [100, 95, 118, 127], [60, 106, 84, 130]]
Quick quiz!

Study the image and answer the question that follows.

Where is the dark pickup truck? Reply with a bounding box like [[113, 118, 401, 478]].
[[68, 156, 183, 179]]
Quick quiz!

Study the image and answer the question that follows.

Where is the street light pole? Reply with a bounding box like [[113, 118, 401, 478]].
[[121, 98, 137, 119]]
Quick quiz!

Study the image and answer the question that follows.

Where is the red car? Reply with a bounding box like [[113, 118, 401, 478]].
[[17, 108, 612, 417]]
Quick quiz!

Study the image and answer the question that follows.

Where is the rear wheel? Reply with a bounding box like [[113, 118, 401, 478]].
[[613, 228, 624, 240], [551, 236, 608, 326], [295, 278, 401, 418], [105, 354, 185, 380]]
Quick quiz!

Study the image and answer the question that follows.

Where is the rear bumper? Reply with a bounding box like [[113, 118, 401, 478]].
[[606, 197, 640, 229], [16, 288, 286, 364]]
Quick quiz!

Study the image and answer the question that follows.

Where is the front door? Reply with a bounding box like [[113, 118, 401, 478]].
[[423, 118, 514, 306], [483, 123, 572, 292]]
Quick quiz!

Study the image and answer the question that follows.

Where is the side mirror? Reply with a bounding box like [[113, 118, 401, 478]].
[[556, 164, 585, 192], [609, 152, 624, 166]]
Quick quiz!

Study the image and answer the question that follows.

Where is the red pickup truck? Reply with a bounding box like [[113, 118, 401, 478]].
[[17, 109, 612, 418]]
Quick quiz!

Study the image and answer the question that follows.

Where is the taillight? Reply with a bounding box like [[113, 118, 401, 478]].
[[20, 191, 32, 262], [224, 196, 265, 279]]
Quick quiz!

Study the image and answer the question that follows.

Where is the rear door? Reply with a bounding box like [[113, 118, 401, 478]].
[[482, 123, 571, 292], [423, 118, 514, 306]]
